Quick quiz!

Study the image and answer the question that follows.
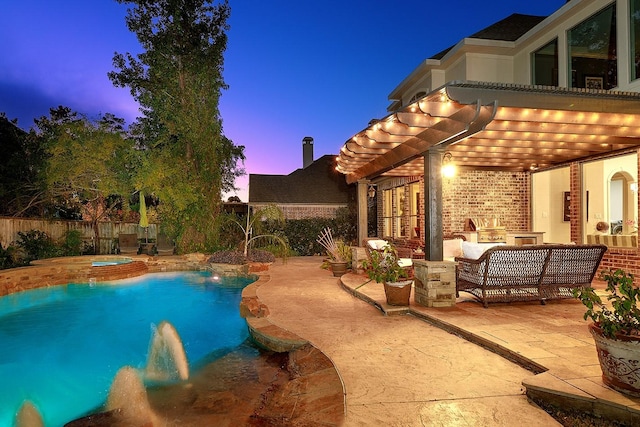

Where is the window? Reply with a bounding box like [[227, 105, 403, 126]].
[[382, 189, 393, 237], [532, 39, 558, 86], [632, 0, 640, 80], [582, 153, 638, 246], [568, 3, 617, 89], [394, 187, 405, 237], [409, 183, 420, 238], [409, 91, 427, 103]]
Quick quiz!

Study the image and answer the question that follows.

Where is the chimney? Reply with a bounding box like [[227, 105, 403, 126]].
[[302, 136, 314, 168]]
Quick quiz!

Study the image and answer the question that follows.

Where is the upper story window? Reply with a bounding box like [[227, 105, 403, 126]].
[[532, 39, 558, 86], [568, 3, 617, 90], [409, 91, 427, 103], [632, 0, 640, 81]]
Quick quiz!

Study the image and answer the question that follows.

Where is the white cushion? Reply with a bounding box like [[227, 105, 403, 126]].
[[461, 241, 505, 260], [398, 258, 413, 268], [367, 239, 389, 250], [377, 240, 390, 250], [443, 238, 463, 259]]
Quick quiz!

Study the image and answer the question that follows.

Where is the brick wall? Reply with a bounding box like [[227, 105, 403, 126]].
[[375, 170, 530, 237], [599, 248, 640, 278], [251, 203, 347, 220], [443, 170, 530, 234]]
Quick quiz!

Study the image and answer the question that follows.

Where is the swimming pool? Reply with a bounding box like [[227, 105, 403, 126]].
[[0, 271, 255, 426]]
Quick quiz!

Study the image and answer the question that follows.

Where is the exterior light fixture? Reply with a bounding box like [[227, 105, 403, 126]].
[[441, 151, 456, 178], [368, 185, 376, 199]]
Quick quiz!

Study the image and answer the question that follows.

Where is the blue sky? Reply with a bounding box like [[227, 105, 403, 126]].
[[0, 0, 565, 201]]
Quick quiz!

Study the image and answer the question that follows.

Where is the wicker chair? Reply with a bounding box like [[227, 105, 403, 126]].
[[455, 244, 607, 307], [362, 238, 414, 276]]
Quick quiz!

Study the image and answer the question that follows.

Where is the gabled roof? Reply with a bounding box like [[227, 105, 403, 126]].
[[249, 155, 352, 204], [430, 13, 546, 60]]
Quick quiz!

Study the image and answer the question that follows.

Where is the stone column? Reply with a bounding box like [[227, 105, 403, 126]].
[[413, 259, 456, 307]]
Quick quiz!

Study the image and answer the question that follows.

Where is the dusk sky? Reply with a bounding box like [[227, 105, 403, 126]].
[[1, 0, 565, 201]]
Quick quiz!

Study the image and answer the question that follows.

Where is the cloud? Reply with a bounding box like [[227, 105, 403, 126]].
[[0, 80, 61, 129], [0, 78, 139, 131]]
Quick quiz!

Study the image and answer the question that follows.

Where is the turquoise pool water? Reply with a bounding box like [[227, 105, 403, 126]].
[[0, 271, 255, 426]]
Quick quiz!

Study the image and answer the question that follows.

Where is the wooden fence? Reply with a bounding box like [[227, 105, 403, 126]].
[[0, 217, 158, 254]]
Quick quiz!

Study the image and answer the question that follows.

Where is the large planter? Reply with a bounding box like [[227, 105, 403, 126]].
[[383, 280, 413, 306], [330, 261, 348, 277], [589, 323, 640, 397]]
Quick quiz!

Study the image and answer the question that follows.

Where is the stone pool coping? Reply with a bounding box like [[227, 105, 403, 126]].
[[240, 273, 347, 425], [0, 254, 271, 297]]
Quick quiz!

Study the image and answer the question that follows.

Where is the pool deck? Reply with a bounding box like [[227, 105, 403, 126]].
[[252, 256, 640, 426]]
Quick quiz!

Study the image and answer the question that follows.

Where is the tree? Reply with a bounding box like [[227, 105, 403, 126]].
[[39, 107, 134, 253], [109, 0, 245, 253]]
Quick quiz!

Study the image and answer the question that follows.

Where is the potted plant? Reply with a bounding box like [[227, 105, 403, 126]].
[[362, 244, 412, 306], [317, 228, 351, 277], [574, 268, 640, 396]]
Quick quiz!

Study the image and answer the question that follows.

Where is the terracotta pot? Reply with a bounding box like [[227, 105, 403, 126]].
[[330, 261, 348, 277], [589, 323, 640, 397], [383, 280, 413, 306]]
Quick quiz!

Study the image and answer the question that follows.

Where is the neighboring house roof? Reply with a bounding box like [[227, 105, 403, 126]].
[[430, 13, 547, 59], [249, 155, 352, 204]]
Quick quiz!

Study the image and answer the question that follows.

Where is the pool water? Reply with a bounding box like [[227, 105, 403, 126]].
[[0, 271, 255, 427]]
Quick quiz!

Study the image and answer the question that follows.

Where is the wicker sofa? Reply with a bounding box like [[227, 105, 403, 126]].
[[455, 244, 607, 308]]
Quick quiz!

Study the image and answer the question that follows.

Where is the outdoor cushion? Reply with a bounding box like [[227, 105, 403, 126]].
[[367, 239, 389, 250], [461, 241, 504, 260], [443, 238, 463, 259], [398, 258, 413, 268]]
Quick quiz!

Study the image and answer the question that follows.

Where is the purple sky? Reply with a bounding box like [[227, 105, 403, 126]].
[[0, 0, 565, 201]]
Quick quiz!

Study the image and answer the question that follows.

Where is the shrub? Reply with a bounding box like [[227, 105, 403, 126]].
[[60, 229, 84, 256], [208, 250, 247, 265], [262, 212, 357, 257], [16, 230, 61, 262], [247, 249, 276, 263], [0, 243, 26, 269]]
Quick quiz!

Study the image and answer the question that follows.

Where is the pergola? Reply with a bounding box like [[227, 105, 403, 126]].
[[336, 81, 640, 260]]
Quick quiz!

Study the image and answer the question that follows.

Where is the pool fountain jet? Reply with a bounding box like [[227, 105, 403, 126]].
[[15, 401, 43, 427], [145, 321, 189, 382], [107, 366, 161, 425]]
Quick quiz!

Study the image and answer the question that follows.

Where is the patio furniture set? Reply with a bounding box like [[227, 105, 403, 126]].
[[361, 237, 608, 308], [116, 233, 175, 256]]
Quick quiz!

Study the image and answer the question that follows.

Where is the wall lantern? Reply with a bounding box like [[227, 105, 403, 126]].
[[368, 185, 376, 199], [441, 151, 456, 178]]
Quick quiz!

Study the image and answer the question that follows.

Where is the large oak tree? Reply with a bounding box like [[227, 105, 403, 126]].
[[109, 0, 245, 253]]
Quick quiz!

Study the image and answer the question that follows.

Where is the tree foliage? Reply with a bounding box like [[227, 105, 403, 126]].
[[109, 0, 245, 253], [38, 107, 134, 252], [0, 115, 47, 217]]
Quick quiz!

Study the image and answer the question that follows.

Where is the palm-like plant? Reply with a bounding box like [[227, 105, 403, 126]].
[[231, 204, 289, 258]]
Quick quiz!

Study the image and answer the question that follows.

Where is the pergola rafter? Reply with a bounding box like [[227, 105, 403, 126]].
[[336, 82, 640, 183]]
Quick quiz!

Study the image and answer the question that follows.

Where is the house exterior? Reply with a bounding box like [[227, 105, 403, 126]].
[[336, 0, 640, 276], [249, 138, 354, 219]]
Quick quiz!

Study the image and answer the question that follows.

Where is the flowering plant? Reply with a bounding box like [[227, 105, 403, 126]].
[[361, 244, 408, 283], [625, 219, 638, 232], [574, 268, 640, 339]]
